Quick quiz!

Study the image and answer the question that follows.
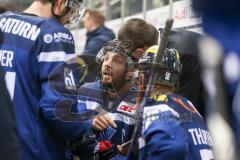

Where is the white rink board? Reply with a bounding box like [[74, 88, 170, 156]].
[[71, 0, 201, 54]]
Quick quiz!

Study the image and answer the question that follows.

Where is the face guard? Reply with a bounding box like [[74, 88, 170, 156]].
[[96, 39, 135, 68], [96, 39, 136, 92], [67, 0, 85, 24]]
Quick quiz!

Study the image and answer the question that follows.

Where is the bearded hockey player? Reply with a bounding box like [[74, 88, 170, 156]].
[[73, 39, 137, 160], [134, 46, 214, 160], [0, 0, 94, 160]]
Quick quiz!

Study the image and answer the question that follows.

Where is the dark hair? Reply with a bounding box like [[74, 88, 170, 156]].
[[118, 18, 159, 51], [148, 24, 159, 47], [84, 9, 105, 26]]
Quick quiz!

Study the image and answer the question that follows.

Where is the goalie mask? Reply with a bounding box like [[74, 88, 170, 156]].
[[138, 45, 182, 87]]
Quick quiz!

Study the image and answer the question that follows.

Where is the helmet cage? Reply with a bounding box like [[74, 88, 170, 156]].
[[96, 39, 135, 69], [67, 0, 85, 24]]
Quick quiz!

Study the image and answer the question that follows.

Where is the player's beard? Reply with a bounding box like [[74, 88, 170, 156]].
[[102, 70, 127, 92]]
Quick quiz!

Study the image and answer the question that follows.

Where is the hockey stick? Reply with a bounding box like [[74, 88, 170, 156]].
[[127, 18, 174, 158]]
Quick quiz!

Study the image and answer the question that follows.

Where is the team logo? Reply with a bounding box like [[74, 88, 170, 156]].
[[43, 34, 53, 43]]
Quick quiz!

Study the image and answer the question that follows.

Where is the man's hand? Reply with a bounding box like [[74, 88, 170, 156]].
[[92, 112, 117, 131]]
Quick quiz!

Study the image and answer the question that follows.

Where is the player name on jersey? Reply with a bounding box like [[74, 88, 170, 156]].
[[188, 128, 213, 146], [0, 18, 40, 41], [0, 50, 14, 68]]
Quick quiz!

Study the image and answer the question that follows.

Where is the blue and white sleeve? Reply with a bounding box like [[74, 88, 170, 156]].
[[140, 114, 189, 160], [38, 26, 93, 141]]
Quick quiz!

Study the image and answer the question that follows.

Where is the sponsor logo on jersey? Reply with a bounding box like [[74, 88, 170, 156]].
[[43, 32, 74, 44], [117, 101, 136, 115], [53, 32, 74, 44], [43, 34, 53, 43], [0, 18, 41, 41]]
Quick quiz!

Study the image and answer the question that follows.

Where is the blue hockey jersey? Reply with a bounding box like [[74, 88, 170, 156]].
[[138, 94, 214, 160], [0, 11, 93, 160], [77, 81, 137, 159]]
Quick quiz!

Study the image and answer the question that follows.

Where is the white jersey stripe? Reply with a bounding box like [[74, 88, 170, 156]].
[[38, 51, 76, 62], [107, 112, 135, 125], [83, 100, 136, 125], [86, 101, 103, 113]]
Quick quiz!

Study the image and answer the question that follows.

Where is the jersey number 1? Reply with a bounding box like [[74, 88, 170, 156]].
[[5, 71, 16, 100]]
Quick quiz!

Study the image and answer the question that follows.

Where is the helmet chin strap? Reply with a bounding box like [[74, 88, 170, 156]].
[[51, 0, 70, 21]]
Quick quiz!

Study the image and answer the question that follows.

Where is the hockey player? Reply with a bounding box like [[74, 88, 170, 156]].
[[73, 39, 137, 160], [192, 0, 240, 157], [0, 0, 92, 160], [0, 31, 20, 160], [134, 46, 214, 160]]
